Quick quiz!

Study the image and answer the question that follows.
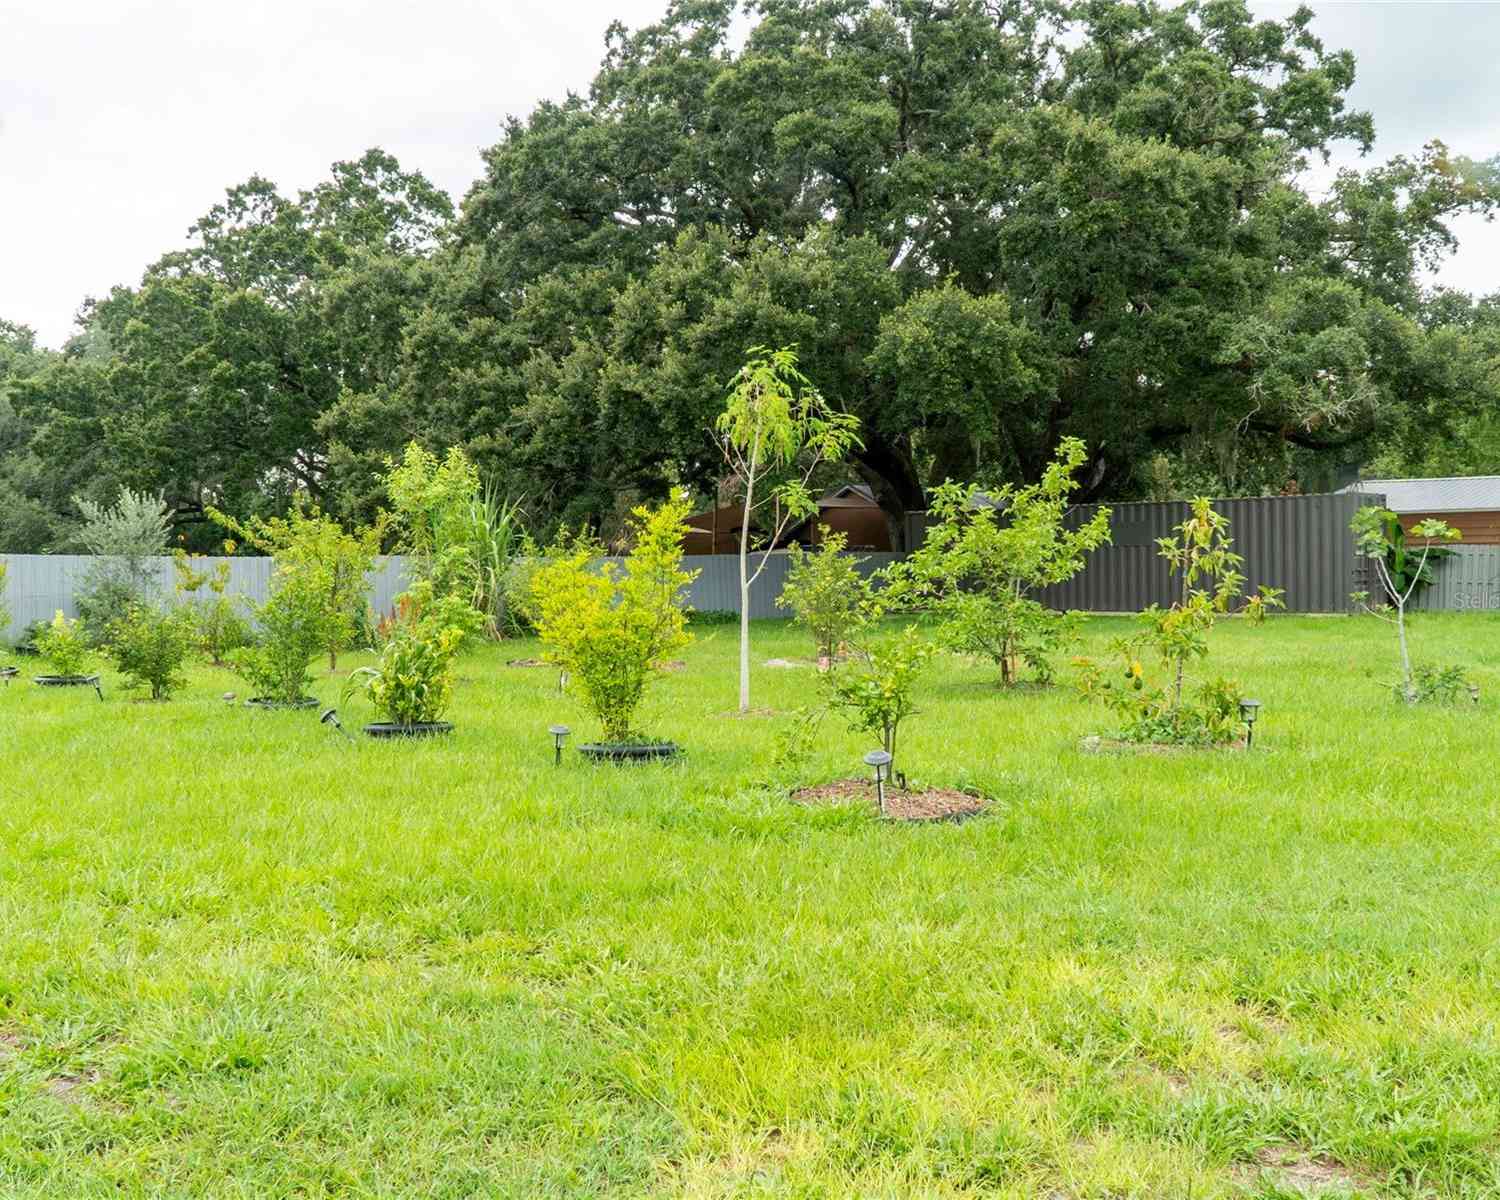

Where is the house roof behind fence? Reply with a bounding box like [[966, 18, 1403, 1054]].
[[1338, 476, 1500, 513]]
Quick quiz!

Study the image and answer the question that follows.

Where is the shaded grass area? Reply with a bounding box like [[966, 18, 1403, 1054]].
[[1, 614, 1499, 1197]]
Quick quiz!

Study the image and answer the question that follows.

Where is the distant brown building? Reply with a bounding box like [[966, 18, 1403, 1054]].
[[683, 484, 893, 555], [1339, 476, 1500, 544]]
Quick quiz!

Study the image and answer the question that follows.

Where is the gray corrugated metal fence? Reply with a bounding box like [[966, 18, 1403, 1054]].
[[1415, 546, 1500, 612], [0, 554, 411, 632], [1033, 492, 1383, 614], [611, 552, 906, 620]]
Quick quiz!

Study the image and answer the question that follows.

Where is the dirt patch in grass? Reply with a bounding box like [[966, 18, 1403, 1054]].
[[763, 658, 810, 670], [661, 660, 687, 673], [716, 707, 778, 718], [506, 658, 550, 668], [1235, 1144, 1377, 1195], [792, 778, 987, 823], [44, 1071, 99, 1105]]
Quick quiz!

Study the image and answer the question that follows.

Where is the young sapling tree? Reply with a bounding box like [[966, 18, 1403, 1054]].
[[1351, 507, 1462, 703], [716, 346, 861, 711], [777, 529, 873, 668], [884, 438, 1111, 686]]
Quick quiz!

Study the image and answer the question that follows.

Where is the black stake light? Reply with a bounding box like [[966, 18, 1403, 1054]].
[[320, 707, 352, 741], [864, 749, 893, 817], [549, 723, 572, 765], [1239, 698, 1262, 749]]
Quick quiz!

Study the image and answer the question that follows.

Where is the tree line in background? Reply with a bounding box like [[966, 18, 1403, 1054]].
[[2, 0, 1499, 557]]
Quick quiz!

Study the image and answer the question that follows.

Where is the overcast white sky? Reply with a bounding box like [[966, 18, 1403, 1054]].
[[3, 1, 1497, 348]]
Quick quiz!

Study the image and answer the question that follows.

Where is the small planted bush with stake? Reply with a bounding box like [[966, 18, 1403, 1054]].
[[778, 529, 872, 669], [342, 581, 467, 736], [531, 494, 698, 759], [35, 611, 100, 692]]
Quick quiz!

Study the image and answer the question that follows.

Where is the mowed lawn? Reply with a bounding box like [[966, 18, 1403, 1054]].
[[2, 614, 1499, 1198]]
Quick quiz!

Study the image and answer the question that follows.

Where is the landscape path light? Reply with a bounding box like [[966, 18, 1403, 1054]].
[[320, 707, 353, 741], [864, 749, 893, 817], [549, 724, 572, 766], [1239, 698, 1262, 749]]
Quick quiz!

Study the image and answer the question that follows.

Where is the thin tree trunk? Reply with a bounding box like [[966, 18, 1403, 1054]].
[[738, 438, 759, 713]]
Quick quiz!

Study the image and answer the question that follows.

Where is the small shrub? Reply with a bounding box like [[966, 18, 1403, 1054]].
[[228, 575, 329, 704], [883, 438, 1111, 686], [106, 604, 195, 700], [35, 611, 95, 678], [1405, 663, 1474, 706], [343, 587, 466, 727], [1076, 498, 1282, 745], [531, 494, 698, 743], [687, 608, 739, 628], [825, 625, 935, 774], [778, 530, 872, 664], [173, 552, 252, 665]]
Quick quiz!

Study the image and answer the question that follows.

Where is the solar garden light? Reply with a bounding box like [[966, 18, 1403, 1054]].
[[548, 723, 571, 765], [320, 707, 352, 741], [864, 749, 893, 817], [1469, 683, 1481, 705], [1239, 698, 1262, 748]]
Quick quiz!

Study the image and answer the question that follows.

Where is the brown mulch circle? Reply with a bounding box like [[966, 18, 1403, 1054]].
[[716, 707, 779, 719], [661, 660, 688, 673], [792, 778, 987, 823], [507, 658, 550, 668]]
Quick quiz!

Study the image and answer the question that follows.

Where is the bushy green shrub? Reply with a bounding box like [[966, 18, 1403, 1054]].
[[106, 604, 196, 699], [531, 495, 697, 742], [778, 530, 872, 664], [35, 611, 95, 678], [228, 574, 330, 704], [883, 439, 1110, 686], [209, 504, 382, 671], [344, 597, 466, 728]]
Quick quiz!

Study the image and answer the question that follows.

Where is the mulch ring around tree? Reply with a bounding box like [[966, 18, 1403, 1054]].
[[507, 658, 550, 668], [792, 778, 987, 823], [1079, 735, 1248, 755]]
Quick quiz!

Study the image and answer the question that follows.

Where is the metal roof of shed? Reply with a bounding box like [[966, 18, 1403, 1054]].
[[1338, 476, 1500, 513]]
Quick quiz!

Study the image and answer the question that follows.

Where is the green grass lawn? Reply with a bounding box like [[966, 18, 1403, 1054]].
[[2, 614, 1499, 1198]]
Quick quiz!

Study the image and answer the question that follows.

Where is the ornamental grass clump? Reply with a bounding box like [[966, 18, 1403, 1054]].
[[530, 494, 698, 744]]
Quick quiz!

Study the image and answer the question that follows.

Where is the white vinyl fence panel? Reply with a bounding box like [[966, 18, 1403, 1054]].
[[0, 554, 412, 635]]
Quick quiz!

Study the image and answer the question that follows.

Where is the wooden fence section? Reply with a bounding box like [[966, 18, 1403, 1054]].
[[0, 554, 412, 632]]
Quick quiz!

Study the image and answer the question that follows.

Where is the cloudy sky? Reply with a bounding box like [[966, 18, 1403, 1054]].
[[3, 1, 1497, 348]]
